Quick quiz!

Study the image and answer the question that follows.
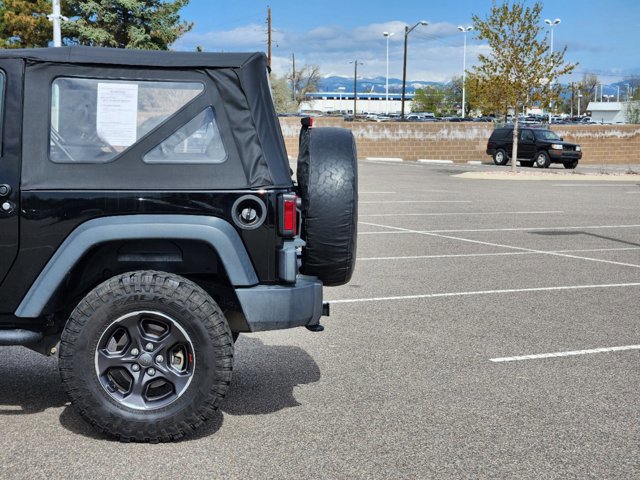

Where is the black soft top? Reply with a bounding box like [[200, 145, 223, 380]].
[[0, 46, 259, 69], [12, 47, 293, 190]]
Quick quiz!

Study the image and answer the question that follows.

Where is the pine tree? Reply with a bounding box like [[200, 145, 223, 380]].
[[64, 0, 193, 50]]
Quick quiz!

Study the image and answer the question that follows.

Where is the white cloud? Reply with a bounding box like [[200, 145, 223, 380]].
[[175, 20, 487, 83]]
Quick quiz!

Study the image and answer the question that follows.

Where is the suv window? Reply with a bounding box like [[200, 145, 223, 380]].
[[144, 107, 227, 164], [50, 78, 204, 163]]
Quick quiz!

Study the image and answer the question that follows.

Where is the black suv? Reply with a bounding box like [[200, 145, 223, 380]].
[[0, 47, 358, 441], [486, 126, 582, 168]]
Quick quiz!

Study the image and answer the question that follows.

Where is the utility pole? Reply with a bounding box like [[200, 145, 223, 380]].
[[291, 53, 296, 103], [350, 60, 363, 119], [267, 6, 272, 69]]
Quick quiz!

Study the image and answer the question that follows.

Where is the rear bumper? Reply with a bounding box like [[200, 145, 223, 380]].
[[234, 275, 323, 332]]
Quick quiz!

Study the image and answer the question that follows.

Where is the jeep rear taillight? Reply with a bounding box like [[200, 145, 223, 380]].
[[279, 193, 297, 237]]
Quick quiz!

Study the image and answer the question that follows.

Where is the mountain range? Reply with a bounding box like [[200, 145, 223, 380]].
[[318, 75, 634, 99]]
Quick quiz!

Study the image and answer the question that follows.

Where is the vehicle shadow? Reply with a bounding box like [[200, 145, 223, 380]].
[[0, 337, 321, 441]]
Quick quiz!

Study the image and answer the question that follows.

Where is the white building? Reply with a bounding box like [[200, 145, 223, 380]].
[[300, 92, 416, 115], [586, 101, 626, 123]]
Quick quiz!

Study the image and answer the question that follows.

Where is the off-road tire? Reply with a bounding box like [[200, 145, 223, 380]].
[[563, 160, 579, 169], [59, 270, 233, 442], [297, 127, 358, 286]]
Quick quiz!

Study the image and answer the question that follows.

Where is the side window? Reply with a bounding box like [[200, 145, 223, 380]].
[[50, 78, 204, 163], [520, 130, 534, 142], [144, 107, 227, 164]]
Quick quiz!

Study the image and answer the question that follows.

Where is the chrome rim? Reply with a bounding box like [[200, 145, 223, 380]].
[[94, 311, 195, 410]]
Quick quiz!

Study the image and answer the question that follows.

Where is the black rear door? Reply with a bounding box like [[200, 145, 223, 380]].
[[0, 59, 23, 285]]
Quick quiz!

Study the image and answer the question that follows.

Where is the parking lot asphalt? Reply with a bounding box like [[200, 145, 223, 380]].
[[1, 161, 638, 479]]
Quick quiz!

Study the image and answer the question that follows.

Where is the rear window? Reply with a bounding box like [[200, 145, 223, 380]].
[[50, 78, 204, 163]]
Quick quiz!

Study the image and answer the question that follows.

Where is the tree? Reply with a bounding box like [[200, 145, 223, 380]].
[[270, 74, 297, 113], [0, 0, 59, 48], [287, 64, 320, 109], [63, 0, 193, 50], [411, 86, 446, 115], [467, 72, 509, 118], [471, 1, 576, 171]]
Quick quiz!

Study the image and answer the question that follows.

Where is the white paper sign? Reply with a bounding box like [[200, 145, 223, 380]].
[[96, 83, 139, 147]]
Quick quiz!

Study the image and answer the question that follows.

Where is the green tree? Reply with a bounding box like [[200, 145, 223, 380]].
[[270, 74, 297, 113], [412, 86, 446, 115], [0, 0, 58, 48], [471, 1, 576, 171], [63, 0, 193, 50]]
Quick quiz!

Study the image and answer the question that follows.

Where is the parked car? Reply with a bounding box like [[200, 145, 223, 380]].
[[486, 126, 582, 168]]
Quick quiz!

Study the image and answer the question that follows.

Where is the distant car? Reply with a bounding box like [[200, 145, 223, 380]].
[[486, 126, 582, 169]]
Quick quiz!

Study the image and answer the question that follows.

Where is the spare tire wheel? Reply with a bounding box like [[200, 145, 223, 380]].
[[297, 127, 358, 286]]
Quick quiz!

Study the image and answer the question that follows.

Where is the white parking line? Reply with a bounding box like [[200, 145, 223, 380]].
[[361, 221, 640, 269], [360, 210, 563, 218], [359, 200, 472, 204], [490, 344, 640, 363], [329, 282, 640, 304], [552, 184, 639, 187], [357, 247, 640, 261], [360, 191, 397, 194], [358, 224, 640, 235]]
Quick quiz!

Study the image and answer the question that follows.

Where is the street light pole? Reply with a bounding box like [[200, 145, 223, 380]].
[[383, 31, 395, 115], [401, 20, 428, 119], [578, 93, 582, 116], [48, 0, 68, 47], [457, 25, 472, 118], [544, 18, 561, 54]]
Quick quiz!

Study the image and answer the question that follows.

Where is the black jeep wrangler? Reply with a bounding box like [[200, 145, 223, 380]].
[[0, 47, 357, 441], [486, 126, 582, 169]]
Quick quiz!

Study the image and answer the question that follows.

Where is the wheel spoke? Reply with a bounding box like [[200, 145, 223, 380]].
[[125, 370, 149, 409], [96, 349, 127, 373], [161, 368, 192, 394]]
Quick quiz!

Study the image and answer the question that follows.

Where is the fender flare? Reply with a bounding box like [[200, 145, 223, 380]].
[[15, 214, 258, 318]]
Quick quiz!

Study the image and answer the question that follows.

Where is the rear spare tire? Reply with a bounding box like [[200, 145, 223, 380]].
[[297, 127, 358, 286]]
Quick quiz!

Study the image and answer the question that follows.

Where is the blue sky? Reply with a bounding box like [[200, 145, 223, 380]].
[[175, 0, 640, 84]]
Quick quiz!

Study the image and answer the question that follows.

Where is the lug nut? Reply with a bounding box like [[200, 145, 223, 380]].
[[131, 348, 139, 356], [131, 364, 140, 372], [156, 355, 164, 363], [145, 343, 154, 352], [147, 368, 156, 376]]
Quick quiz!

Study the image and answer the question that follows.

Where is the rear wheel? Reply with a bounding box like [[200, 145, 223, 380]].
[[59, 271, 233, 442], [493, 149, 509, 166], [563, 160, 579, 169], [535, 151, 551, 168]]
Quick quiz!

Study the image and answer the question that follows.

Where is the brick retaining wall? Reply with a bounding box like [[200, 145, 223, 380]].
[[279, 117, 640, 165]]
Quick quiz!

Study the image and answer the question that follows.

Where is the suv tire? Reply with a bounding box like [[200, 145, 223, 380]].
[[59, 270, 233, 442], [297, 127, 358, 286], [535, 151, 551, 168], [563, 160, 578, 169], [493, 149, 509, 166]]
